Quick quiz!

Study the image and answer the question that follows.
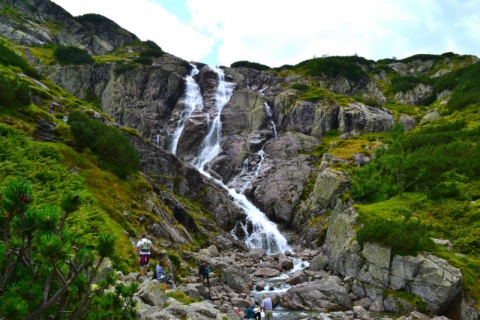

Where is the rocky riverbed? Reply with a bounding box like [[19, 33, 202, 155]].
[[110, 244, 474, 320]]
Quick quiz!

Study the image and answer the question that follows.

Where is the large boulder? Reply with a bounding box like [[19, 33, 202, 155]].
[[281, 276, 352, 311], [219, 266, 252, 293], [409, 253, 462, 314]]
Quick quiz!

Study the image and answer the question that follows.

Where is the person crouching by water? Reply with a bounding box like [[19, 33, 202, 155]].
[[136, 234, 155, 279], [155, 260, 176, 288], [245, 302, 260, 319]]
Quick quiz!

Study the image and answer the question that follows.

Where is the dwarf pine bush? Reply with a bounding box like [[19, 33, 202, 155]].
[[0, 179, 138, 319], [68, 111, 140, 178]]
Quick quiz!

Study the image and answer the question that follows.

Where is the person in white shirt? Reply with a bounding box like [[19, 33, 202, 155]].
[[136, 234, 155, 278]]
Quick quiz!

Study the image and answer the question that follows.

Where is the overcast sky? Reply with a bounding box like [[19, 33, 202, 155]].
[[51, 0, 480, 68]]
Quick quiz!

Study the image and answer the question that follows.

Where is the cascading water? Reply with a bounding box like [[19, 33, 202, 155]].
[[170, 64, 204, 155], [264, 102, 278, 138], [186, 66, 290, 254], [190, 66, 233, 170]]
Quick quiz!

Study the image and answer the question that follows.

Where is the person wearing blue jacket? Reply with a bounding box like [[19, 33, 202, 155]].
[[198, 261, 211, 287]]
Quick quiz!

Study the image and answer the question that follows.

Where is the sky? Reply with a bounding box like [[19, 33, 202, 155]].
[[50, 0, 480, 68]]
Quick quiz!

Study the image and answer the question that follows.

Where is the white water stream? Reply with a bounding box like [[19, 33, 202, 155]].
[[170, 64, 204, 154], [170, 65, 290, 254]]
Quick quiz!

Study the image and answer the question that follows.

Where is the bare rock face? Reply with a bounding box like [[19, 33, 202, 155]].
[[394, 83, 435, 106], [338, 102, 395, 133], [0, 0, 139, 54], [278, 100, 394, 138], [325, 200, 363, 279], [250, 132, 320, 224]]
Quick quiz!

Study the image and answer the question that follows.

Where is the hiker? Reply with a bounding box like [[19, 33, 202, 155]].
[[261, 294, 273, 320], [198, 261, 210, 287], [136, 234, 155, 279], [155, 260, 176, 288], [244, 302, 256, 319]]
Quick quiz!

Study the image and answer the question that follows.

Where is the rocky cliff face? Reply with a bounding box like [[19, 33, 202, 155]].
[[0, 0, 139, 54]]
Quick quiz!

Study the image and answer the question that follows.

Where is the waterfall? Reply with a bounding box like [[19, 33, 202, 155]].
[[170, 64, 204, 155], [189, 66, 290, 254], [264, 102, 277, 138], [191, 66, 234, 170]]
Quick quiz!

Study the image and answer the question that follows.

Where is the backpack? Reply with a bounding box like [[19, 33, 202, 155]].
[[198, 264, 205, 274], [152, 268, 157, 280], [140, 239, 151, 252]]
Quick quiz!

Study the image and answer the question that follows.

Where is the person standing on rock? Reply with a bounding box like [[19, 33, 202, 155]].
[[198, 261, 210, 287], [136, 234, 155, 279], [261, 294, 273, 320]]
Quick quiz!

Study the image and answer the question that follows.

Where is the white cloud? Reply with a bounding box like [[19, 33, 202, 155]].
[[51, 0, 213, 62], [51, 0, 480, 67]]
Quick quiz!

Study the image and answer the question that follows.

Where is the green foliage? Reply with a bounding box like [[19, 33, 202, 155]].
[[400, 53, 445, 63], [0, 42, 41, 78], [166, 290, 197, 305], [351, 123, 480, 202], [167, 252, 181, 270], [143, 40, 161, 50], [134, 56, 153, 65], [354, 95, 382, 108], [0, 178, 138, 319], [295, 56, 369, 80], [139, 49, 164, 58], [291, 83, 309, 92], [299, 88, 326, 102], [68, 111, 140, 178], [445, 62, 480, 113], [75, 13, 115, 25], [357, 217, 434, 256], [53, 45, 94, 65], [230, 60, 270, 71], [114, 63, 136, 75], [391, 75, 432, 94]]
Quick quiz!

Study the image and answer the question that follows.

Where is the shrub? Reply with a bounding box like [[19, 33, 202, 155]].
[[134, 56, 153, 65], [356, 217, 434, 256], [54, 45, 94, 65], [291, 83, 309, 92], [114, 63, 136, 75], [0, 73, 31, 107], [295, 56, 368, 81], [0, 42, 41, 78], [391, 75, 432, 94], [139, 49, 164, 58], [75, 13, 115, 25], [68, 111, 140, 178], [230, 60, 270, 71], [143, 40, 161, 50], [0, 179, 138, 319], [350, 122, 480, 201]]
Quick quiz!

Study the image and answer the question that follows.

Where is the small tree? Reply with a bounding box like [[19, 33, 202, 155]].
[[0, 178, 137, 319]]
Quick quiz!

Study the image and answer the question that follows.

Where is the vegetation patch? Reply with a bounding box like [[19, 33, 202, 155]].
[[230, 60, 270, 71], [54, 45, 94, 65], [68, 111, 140, 179]]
